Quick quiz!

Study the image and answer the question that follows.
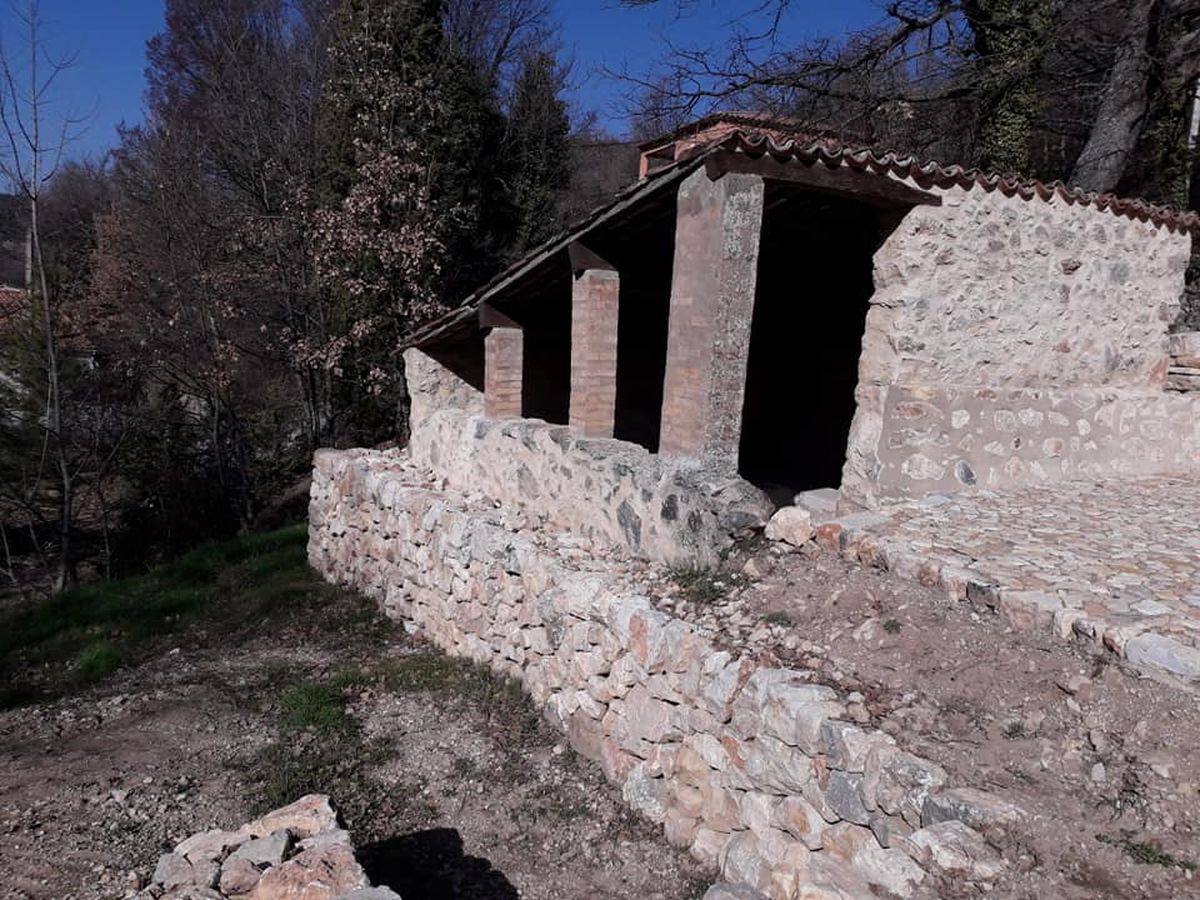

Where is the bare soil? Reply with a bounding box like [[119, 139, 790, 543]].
[[0, 583, 710, 900], [654, 543, 1200, 900]]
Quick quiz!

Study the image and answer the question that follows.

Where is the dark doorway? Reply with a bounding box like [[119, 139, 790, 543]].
[[738, 183, 898, 496], [519, 279, 571, 424], [499, 265, 573, 425]]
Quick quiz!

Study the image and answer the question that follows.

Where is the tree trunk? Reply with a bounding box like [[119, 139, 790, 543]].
[[1071, 0, 1160, 192]]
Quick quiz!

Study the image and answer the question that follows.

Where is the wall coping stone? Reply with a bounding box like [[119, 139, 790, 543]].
[[408, 409, 774, 565]]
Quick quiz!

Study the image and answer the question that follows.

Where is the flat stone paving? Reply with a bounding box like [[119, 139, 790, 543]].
[[829, 476, 1200, 688]]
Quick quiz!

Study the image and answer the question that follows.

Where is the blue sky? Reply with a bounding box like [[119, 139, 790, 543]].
[[0, 0, 884, 159]]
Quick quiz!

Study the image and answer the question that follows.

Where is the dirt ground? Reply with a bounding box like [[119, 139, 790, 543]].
[[654, 543, 1200, 900], [0, 585, 711, 900], [7, 526, 1200, 900]]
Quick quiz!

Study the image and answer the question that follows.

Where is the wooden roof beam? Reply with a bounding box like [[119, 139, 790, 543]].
[[567, 241, 616, 277]]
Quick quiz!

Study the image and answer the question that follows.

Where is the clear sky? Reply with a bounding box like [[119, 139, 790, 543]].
[[0, 0, 885, 160]]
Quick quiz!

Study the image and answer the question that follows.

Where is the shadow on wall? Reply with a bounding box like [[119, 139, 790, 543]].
[[359, 828, 519, 900]]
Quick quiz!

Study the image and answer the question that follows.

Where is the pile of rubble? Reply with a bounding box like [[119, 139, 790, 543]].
[[139, 795, 399, 900]]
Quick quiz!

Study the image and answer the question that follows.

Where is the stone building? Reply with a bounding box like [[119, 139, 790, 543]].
[[402, 115, 1199, 536], [308, 119, 1200, 895]]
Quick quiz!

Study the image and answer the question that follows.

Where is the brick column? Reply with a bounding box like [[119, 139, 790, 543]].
[[658, 170, 765, 471], [569, 267, 620, 437], [484, 326, 524, 419]]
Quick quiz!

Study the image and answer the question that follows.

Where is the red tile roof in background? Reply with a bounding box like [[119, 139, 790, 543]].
[[0, 286, 26, 334]]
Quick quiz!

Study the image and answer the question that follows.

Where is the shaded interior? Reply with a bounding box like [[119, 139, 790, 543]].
[[738, 183, 896, 496], [585, 195, 677, 452], [473, 188, 678, 446]]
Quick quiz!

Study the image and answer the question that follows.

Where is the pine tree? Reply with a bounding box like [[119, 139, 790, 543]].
[[505, 51, 572, 255]]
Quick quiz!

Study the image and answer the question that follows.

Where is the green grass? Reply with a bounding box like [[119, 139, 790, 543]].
[[281, 682, 353, 732], [667, 565, 732, 604], [0, 524, 341, 705], [376, 653, 543, 742], [76, 641, 123, 681], [1097, 831, 1197, 871]]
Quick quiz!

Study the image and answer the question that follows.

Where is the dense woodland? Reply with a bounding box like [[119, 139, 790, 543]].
[[0, 0, 1197, 594]]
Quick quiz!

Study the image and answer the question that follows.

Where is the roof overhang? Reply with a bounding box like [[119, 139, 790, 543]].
[[407, 126, 1198, 354], [705, 149, 941, 209], [403, 154, 709, 351]]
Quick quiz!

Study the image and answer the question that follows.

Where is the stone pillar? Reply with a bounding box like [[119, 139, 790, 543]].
[[484, 326, 524, 419], [658, 170, 765, 471], [569, 267, 620, 437]]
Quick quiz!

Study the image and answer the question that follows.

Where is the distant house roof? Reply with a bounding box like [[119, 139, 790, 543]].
[[0, 285, 26, 334], [406, 117, 1200, 352]]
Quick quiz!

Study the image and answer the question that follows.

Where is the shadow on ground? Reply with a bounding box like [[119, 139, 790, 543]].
[[359, 828, 518, 900]]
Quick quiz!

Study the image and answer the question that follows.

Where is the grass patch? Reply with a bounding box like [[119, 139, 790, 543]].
[[1097, 831, 1197, 871], [882, 618, 902, 635], [0, 523, 360, 706], [1003, 720, 1026, 740], [667, 565, 737, 605], [76, 641, 123, 682], [247, 652, 545, 816], [281, 682, 352, 732], [246, 736, 407, 817], [377, 653, 543, 742], [1098, 769, 1150, 823]]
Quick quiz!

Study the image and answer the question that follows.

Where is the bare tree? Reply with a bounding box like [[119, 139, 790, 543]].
[[618, 0, 1200, 196], [444, 0, 555, 97], [0, 0, 87, 591]]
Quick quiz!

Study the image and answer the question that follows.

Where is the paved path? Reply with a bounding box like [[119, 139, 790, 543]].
[[826, 477, 1200, 689]]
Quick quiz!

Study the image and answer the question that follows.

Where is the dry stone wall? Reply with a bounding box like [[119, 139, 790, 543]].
[[847, 384, 1200, 500], [408, 408, 773, 566], [844, 184, 1196, 505], [1167, 332, 1200, 392], [404, 346, 484, 427], [309, 448, 1021, 900]]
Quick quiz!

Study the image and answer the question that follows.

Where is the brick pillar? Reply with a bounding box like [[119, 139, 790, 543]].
[[484, 326, 524, 418], [569, 267, 620, 437], [658, 170, 765, 471]]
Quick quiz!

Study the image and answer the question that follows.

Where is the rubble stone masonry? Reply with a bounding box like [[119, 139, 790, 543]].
[[309, 448, 1021, 898], [1167, 331, 1200, 392], [844, 184, 1196, 506], [408, 408, 773, 566]]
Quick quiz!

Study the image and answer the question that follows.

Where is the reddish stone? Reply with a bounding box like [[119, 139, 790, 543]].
[[814, 522, 844, 553]]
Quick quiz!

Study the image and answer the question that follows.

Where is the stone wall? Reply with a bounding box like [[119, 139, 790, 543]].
[[851, 384, 1200, 499], [309, 448, 1019, 899], [1167, 332, 1200, 392], [404, 346, 483, 428], [407, 408, 773, 566], [844, 185, 1196, 505]]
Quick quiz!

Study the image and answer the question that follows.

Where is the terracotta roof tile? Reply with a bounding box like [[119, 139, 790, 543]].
[[721, 131, 1200, 234], [0, 285, 26, 334]]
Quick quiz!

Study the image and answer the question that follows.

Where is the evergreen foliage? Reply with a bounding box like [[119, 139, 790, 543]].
[[505, 51, 574, 255]]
